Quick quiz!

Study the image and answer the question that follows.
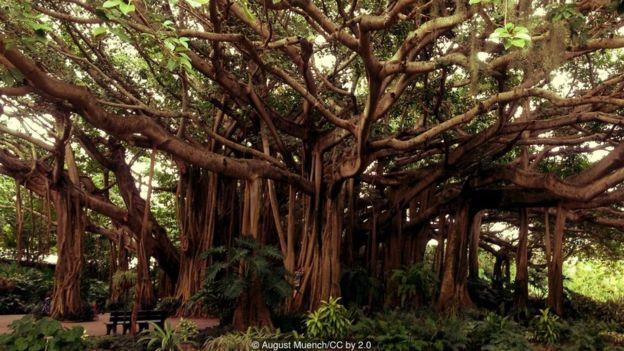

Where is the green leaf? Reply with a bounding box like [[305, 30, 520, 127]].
[[41, 320, 60, 336], [238, 0, 256, 21], [186, 0, 210, 8], [118, 2, 135, 15], [511, 38, 527, 47], [92, 26, 108, 37], [164, 38, 176, 51], [110, 27, 131, 42], [102, 0, 122, 8], [469, 0, 482, 4], [166, 58, 178, 71]]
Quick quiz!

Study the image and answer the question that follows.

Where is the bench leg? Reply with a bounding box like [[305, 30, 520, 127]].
[[107, 324, 117, 335]]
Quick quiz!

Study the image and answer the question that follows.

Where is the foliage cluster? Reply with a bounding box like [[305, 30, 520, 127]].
[[305, 297, 352, 339], [0, 315, 87, 351], [199, 301, 624, 351], [191, 236, 291, 323], [0, 263, 52, 314], [390, 263, 438, 309], [138, 320, 199, 351]]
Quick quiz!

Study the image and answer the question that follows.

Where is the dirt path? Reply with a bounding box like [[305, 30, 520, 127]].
[[0, 314, 219, 336]]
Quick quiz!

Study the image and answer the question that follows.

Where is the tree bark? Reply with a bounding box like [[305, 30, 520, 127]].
[[514, 208, 529, 309], [174, 166, 217, 315], [547, 204, 567, 315], [131, 148, 157, 334], [51, 145, 84, 320], [15, 182, 23, 262], [437, 202, 474, 313], [468, 211, 484, 280], [232, 179, 273, 330]]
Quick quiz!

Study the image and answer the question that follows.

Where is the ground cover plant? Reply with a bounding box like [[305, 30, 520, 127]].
[[2, 0, 624, 349]]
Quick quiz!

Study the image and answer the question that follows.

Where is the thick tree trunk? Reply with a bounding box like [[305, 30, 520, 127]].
[[547, 205, 566, 315], [157, 270, 175, 298], [174, 167, 217, 315], [232, 179, 273, 330], [51, 188, 84, 319], [514, 208, 529, 309], [319, 190, 343, 302], [109, 145, 179, 281], [131, 149, 157, 334], [468, 211, 484, 280], [437, 202, 474, 313], [51, 145, 84, 319]]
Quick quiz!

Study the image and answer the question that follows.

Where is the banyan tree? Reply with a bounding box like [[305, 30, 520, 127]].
[[1, 0, 624, 329]]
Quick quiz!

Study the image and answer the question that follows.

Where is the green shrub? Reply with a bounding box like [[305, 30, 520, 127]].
[[421, 316, 470, 351], [202, 327, 290, 351], [83, 278, 108, 310], [351, 311, 424, 350], [194, 236, 291, 324], [0, 264, 53, 314], [305, 296, 352, 339], [601, 330, 624, 347], [567, 320, 609, 351], [91, 335, 140, 350], [530, 308, 565, 345], [138, 319, 201, 351], [570, 292, 624, 327], [352, 310, 531, 351], [470, 313, 531, 350], [391, 263, 437, 308], [176, 318, 199, 343], [0, 315, 87, 351], [138, 322, 184, 351]]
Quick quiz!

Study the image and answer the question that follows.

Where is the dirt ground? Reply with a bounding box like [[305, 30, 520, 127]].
[[0, 314, 220, 336]]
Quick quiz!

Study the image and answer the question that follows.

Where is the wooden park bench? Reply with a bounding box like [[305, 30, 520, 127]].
[[105, 310, 166, 335]]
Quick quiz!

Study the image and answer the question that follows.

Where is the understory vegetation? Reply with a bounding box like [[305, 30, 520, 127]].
[[3, 0, 624, 349], [4, 258, 624, 350]]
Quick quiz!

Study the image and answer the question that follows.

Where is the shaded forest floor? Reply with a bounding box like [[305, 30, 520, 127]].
[[0, 313, 219, 336]]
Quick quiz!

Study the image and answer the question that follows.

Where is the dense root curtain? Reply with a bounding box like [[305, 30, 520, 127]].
[[175, 166, 218, 315], [131, 148, 157, 334], [545, 205, 567, 316], [232, 179, 273, 330], [51, 145, 84, 319], [437, 202, 474, 313]]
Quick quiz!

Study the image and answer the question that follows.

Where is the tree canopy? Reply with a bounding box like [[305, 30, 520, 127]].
[[1, 0, 624, 329]]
